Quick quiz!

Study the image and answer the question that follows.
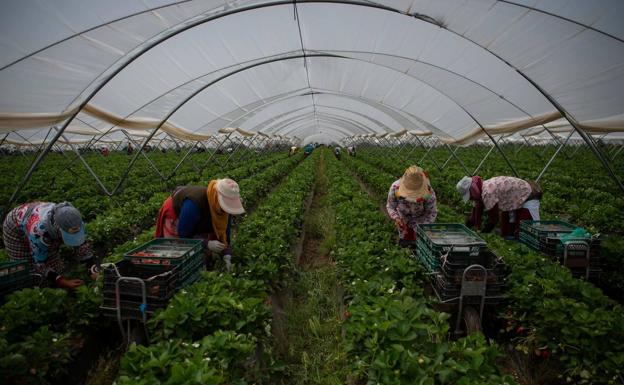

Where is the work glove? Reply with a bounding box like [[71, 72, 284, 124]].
[[223, 255, 232, 272], [56, 276, 85, 290], [207, 240, 225, 253], [465, 219, 475, 228]]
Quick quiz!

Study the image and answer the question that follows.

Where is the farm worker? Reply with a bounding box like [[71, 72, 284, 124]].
[[289, 146, 298, 157], [456, 176, 542, 239], [386, 166, 438, 246], [347, 145, 356, 157], [2, 202, 98, 290], [154, 179, 245, 271], [101, 146, 109, 157], [303, 144, 314, 157], [334, 146, 342, 160]]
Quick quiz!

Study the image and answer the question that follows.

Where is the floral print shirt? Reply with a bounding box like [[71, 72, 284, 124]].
[[481, 176, 532, 211], [14, 202, 91, 264], [386, 179, 437, 229]]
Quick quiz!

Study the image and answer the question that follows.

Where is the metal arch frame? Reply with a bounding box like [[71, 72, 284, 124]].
[[268, 112, 371, 138], [7, 0, 623, 210], [241, 103, 380, 137], [253, 102, 392, 136]]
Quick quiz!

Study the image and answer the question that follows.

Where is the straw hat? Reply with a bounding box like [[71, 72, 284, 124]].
[[397, 166, 431, 202], [216, 178, 245, 215]]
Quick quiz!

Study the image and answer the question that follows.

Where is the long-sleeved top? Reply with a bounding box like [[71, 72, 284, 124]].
[[481, 176, 532, 211], [386, 179, 437, 229], [3, 202, 92, 278], [177, 199, 232, 244]]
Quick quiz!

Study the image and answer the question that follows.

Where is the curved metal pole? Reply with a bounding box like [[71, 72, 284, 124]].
[[108, 53, 344, 194], [9, 0, 620, 210]]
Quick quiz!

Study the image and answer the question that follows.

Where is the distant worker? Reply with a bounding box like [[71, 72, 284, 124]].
[[387, 166, 437, 246], [334, 146, 342, 160], [456, 175, 542, 239], [303, 144, 314, 157], [101, 146, 109, 157], [155, 179, 245, 271], [347, 145, 356, 157], [2, 202, 98, 290], [126, 142, 133, 155], [289, 146, 298, 157]]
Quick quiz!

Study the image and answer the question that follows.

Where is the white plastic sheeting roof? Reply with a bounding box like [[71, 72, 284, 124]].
[[0, 0, 623, 145]]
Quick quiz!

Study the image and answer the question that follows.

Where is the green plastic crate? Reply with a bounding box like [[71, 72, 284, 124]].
[[416, 224, 487, 272], [124, 238, 203, 267], [519, 220, 576, 241]]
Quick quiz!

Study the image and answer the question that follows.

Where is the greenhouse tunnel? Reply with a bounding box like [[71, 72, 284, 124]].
[[1, 1, 624, 385]]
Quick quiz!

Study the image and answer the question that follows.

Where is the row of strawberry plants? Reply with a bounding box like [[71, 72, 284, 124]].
[[88, 152, 294, 255], [326, 151, 515, 384], [116, 153, 317, 384], [104, 152, 305, 263], [1, 151, 262, 220], [347, 153, 624, 384], [0, 153, 300, 385], [357, 150, 624, 304]]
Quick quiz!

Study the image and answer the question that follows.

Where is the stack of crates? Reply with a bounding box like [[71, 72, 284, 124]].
[[0, 260, 33, 299], [101, 238, 203, 320], [416, 224, 507, 303], [519, 220, 600, 279]]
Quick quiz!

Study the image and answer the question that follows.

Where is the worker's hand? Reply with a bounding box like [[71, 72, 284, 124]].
[[207, 240, 226, 253], [223, 255, 232, 272], [57, 277, 85, 290], [394, 219, 406, 230], [89, 264, 99, 281]]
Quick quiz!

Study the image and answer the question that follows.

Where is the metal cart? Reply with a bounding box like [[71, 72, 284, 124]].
[[100, 238, 204, 345], [414, 224, 508, 335]]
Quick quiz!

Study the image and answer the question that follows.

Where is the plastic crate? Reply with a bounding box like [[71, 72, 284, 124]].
[[416, 224, 487, 271], [431, 274, 505, 304], [0, 260, 33, 298], [519, 221, 601, 278], [440, 250, 509, 285], [519, 220, 576, 240], [101, 260, 179, 319], [124, 238, 203, 267]]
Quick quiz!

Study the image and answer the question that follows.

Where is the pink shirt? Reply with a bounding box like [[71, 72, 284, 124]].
[[481, 176, 532, 211]]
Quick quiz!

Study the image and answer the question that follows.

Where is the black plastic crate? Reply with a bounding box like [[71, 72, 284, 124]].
[[102, 260, 178, 304], [431, 275, 505, 305], [0, 260, 33, 298], [439, 250, 509, 285]]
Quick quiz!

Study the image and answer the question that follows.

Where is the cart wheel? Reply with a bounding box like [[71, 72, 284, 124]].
[[461, 306, 482, 335]]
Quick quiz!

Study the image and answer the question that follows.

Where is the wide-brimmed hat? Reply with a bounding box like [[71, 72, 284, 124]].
[[456, 176, 472, 202], [53, 202, 86, 247], [216, 178, 245, 215], [397, 166, 431, 202]]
